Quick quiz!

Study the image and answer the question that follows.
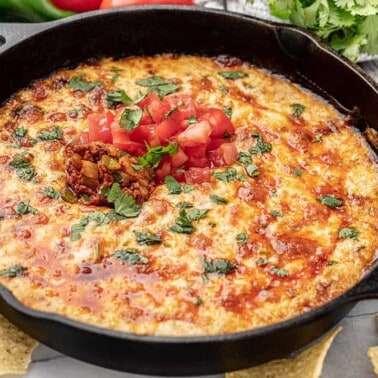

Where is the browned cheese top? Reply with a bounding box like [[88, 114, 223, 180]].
[[0, 55, 377, 336]]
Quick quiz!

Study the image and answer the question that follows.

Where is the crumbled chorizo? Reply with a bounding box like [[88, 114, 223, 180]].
[[64, 142, 154, 206]]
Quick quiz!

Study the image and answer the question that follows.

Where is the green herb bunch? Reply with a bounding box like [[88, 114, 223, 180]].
[[247, 0, 378, 61]]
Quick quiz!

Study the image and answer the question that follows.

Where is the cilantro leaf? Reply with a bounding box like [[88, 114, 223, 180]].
[[272, 267, 289, 277], [223, 107, 232, 119], [245, 164, 260, 177], [120, 108, 143, 131], [0, 264, 27, 278], [137, 142, 178, 168], [338, 227, 359, 240], [165, 175, 182, 194], [114, 249, 149, 265], [209, 195, 228, 204], [14, 126, 27, 139], [218, 71, 248, 80], [136, 76, 180, 98], [290, 103, 305, 117], [169, 209, 195, 234], [317, 194, 344, 208], [43, 187, 60, 200], [187, 208, 209, 221], [15, 200, 39, 216], [212, 167, 246, 182], [238, 151, 252, 164], [106, 90, 133, 107], [68, 75, 103, 93], [201, 256, 236, 280], [133, 231, 162, 245], [37, 126, 63, 141], [249, 133, 272, 156], [236, 233, 249, 244], [106, 183, 141, 218]]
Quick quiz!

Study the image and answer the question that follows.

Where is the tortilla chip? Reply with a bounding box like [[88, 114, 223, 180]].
[[368, 347, 378, 376], [0, 314, 38, 375], [226, 327, 342, 378]]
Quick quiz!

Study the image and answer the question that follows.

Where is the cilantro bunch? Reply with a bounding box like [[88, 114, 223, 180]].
[[248, 0, 378, 61]]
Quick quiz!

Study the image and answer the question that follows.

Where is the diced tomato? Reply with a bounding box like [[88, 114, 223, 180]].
[[52, 0, 102, 12], [155, 162, 172, 183], [200, 109, 234, 138], [209, 142, 238, 167], [170, 148, 188, 168], [100, 0, 194, 8], [184, 144, 208, 159], [166, 94, 198, 123], [177, 120, 211, 147], [72, 131, 89, 145], [147, 100, 171, 124], [136, 92, 160, 108], [87, 111, 114, 144], [140, 108, 154, 125], [187, 156, 209, 168], [129, 124, 160, 146], [156, 118, 183, 143], [207, 138, 226, 151], [184, 167, 210, 184], [112, 133, 145, 156], [220, 142, 238, 164]]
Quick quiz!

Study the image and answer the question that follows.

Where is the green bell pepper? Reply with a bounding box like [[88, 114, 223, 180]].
[[0, 0, 75, 22]]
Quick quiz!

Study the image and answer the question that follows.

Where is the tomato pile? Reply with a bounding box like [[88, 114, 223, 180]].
[[75, 93, 237, 184]]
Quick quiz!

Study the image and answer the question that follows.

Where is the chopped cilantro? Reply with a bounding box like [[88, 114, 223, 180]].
[[165, 175, 182, 194], [176, 202, 193, 209], [317, 195, 344, 208], [15, 200, 39, 216], [256, 258, 269, 266], [212, 167, 246, 182], [106, 183, 141, 218], [169, 209, 195, 234], [111, 67, 120, 83], [120, 108, 143, 131], [114, 249, 149, 265], [270, 210, 283, 218], [17, 167, 36, 181], [37, 125, 63, 141], [249, 133, 272, 156], [14, 126, 27, 139], [133, 231, 162, 245], [43, 187, 60, 200], [245, 164, 260, 177], [137, 142, 178, 168], [290, 103, 305, 117], [219, 84, 229, 94], [223, 107, 232, 119], [68, 75, 103, 93], [70, 211, 113, 241], [0, 264, 27, 278], [131, 164, 143, 171], [326, 260, 338, 266], [272, 267, 289, 277], [182, 184, 195, 193], [236, 233, 248, 244], [209, 195, 228, 205], [136, 76, 180, 98], [201, 256, 236, 279], [238, 151, 252, 164], [187, 115, 197, 125], [194, 297, 203, 306], [338, 227, 359, 240], [8, 151, 32, 169], [106, 90, 133, 107], [293, 168, 302, 176], [187, 208, 209, 221], [218, 71, 248, 80]]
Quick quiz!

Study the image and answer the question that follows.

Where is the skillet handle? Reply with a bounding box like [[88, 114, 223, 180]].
[[344, 268, 378, 301], [0, 22, 51, 51]]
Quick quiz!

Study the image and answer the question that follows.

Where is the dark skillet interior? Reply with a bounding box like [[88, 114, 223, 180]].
[[0, 7, 377, 376]]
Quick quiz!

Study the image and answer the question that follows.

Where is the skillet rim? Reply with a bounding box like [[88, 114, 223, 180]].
[[0, 5, 377, 345]]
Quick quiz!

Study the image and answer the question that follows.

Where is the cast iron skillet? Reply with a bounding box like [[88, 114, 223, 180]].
[[0, 6, 377, 376]]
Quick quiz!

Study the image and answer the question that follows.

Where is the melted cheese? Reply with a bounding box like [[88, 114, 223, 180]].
[[0, 55, 377, 336]]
